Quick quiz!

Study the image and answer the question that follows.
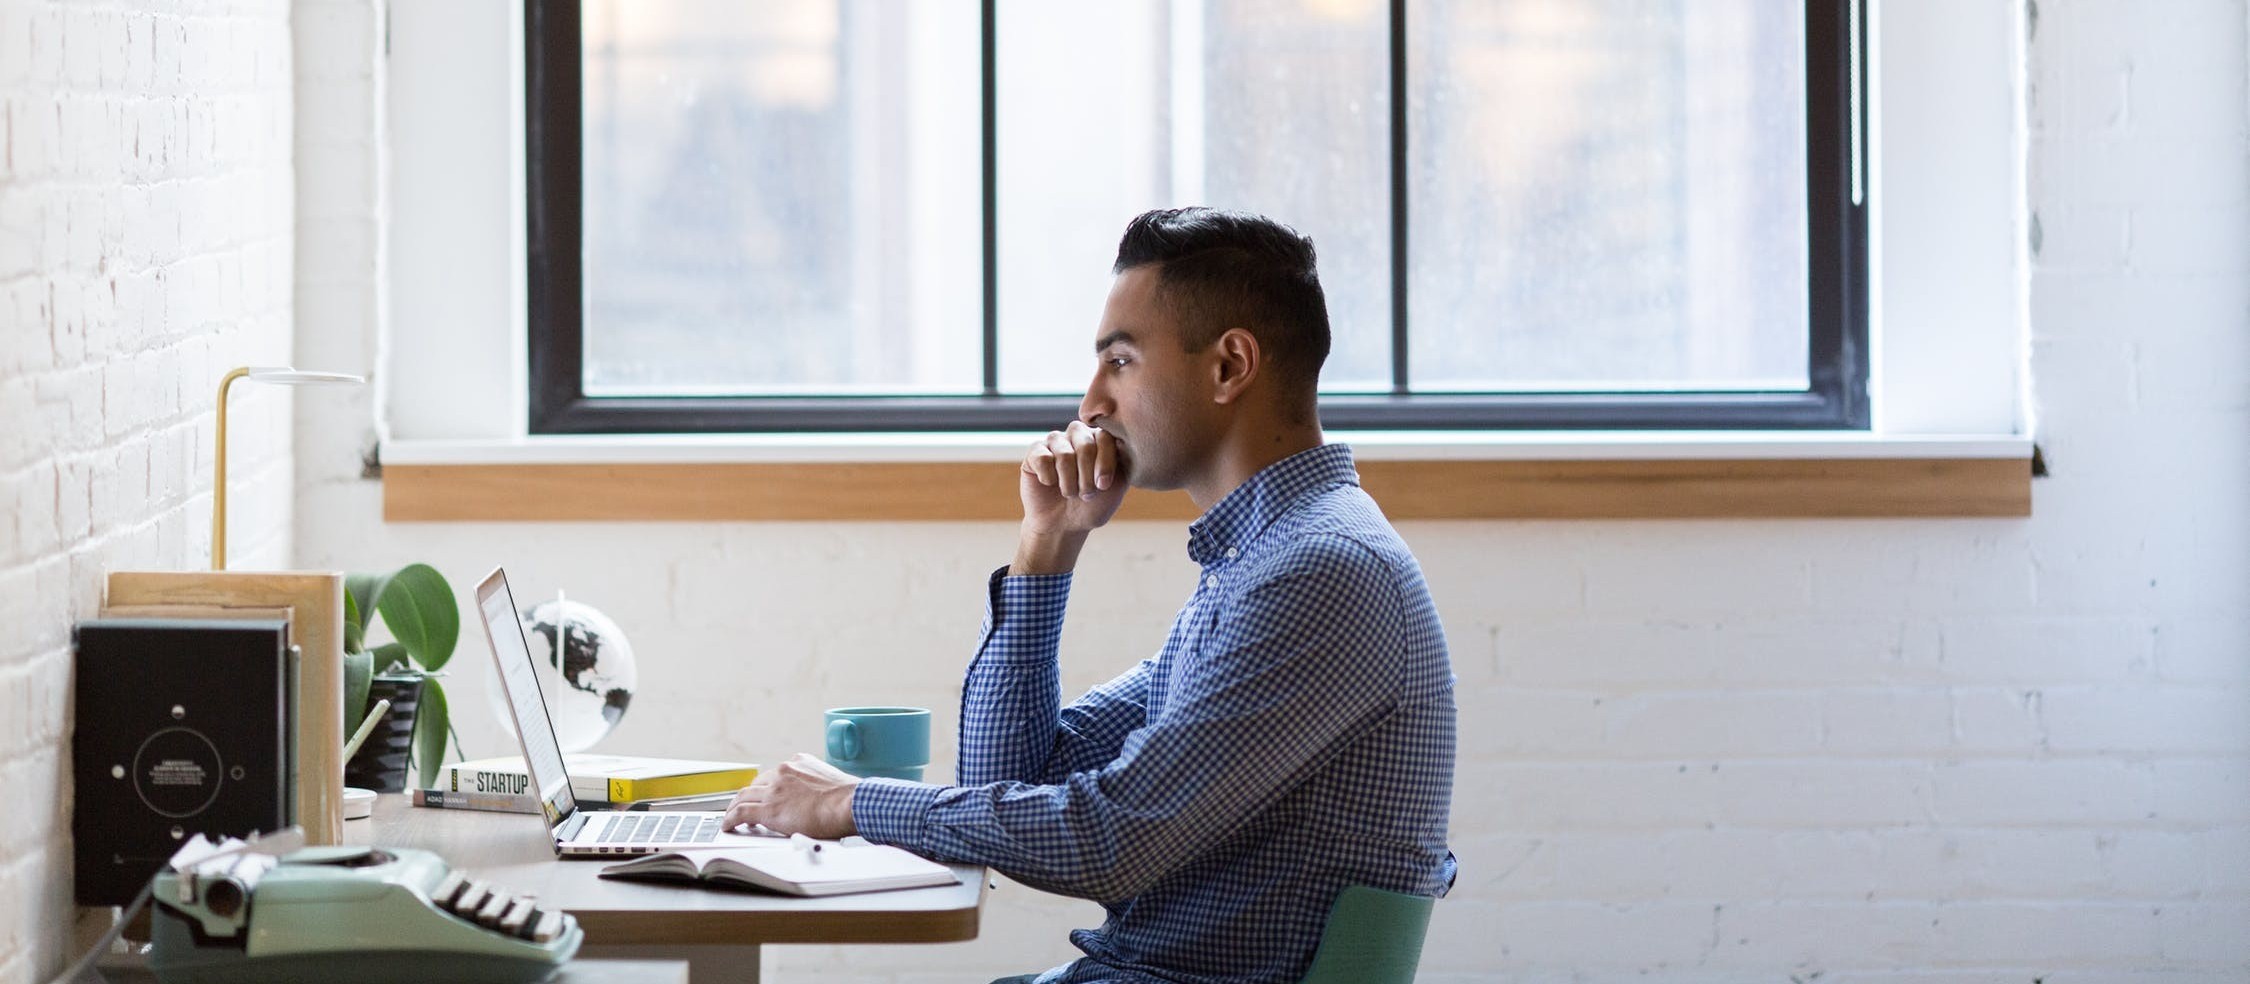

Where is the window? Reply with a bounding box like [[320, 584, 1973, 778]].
[[527, 0, 1867, 434]]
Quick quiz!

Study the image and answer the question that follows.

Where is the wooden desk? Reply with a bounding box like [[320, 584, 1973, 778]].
[[348, 795, 985, 983]]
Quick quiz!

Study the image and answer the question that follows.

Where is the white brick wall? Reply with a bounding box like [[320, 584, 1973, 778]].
[[296, 1, 2250, 982], [0, 2, 295, 982]]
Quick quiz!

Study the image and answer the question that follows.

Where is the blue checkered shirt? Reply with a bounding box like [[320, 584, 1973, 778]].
[[853, 444, 1457, 984]]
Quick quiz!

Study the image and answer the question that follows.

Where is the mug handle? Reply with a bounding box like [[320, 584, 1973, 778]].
[[826, 719, 861, 762]]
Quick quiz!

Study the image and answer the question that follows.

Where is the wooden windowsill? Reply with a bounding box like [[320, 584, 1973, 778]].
[[379, 437, 2033, 521]]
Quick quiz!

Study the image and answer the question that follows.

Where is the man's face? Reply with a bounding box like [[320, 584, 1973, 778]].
[[1079, 266, 1219, 492]]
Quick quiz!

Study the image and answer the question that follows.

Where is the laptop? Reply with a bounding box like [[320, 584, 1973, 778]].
[[477, 566, 749, 857]]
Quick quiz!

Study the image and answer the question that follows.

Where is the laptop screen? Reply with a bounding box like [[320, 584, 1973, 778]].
[[476, 568, 578, 827]]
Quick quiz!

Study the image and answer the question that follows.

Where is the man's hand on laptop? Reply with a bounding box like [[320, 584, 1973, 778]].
[[722, 753, 860, 839]]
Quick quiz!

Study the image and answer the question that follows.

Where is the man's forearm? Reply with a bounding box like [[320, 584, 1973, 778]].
[[1011, 528, 1090, 576], [959, 565, 1074, 787]]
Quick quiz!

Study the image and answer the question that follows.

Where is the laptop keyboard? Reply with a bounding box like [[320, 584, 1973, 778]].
[[596, 814, 723, 845]]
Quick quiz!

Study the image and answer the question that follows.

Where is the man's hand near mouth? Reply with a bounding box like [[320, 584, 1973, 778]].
[[1013, 420, 1130, 575]]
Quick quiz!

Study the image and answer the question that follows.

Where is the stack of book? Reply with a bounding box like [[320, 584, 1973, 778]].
[[413, 754, 758, 813]]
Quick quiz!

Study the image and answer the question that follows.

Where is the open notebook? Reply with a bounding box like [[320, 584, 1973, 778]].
[[597, 840, 957, 897]]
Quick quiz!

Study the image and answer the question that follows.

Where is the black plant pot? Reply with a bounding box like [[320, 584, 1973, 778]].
[[344, 673, 424, 793]]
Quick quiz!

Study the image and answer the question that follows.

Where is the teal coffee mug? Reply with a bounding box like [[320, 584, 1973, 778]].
[[824, 706, 931, 781]]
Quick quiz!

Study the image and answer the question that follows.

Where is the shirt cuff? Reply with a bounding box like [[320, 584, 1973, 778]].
[[850, 777, 945, 854], [979, 565, 1072, 664]]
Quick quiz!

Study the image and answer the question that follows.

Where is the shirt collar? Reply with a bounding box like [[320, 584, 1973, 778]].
[[1185, 443, 1359, 566]]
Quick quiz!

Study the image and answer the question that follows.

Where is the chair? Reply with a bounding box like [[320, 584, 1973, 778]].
[[1298, 885, 1436, 984]]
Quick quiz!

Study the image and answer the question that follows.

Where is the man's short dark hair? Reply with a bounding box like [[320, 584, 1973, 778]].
[[1112, 207, 1332, 403]]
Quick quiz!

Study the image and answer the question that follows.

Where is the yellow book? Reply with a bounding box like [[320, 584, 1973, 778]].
[[443, 753, 758, 805], [605, 762, 760, 803]]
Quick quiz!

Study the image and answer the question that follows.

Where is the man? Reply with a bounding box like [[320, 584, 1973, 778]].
[[727, 207, 1456, 984]]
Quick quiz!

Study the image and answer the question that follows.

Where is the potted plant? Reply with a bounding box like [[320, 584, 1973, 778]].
[[342, 563, 460, 791]]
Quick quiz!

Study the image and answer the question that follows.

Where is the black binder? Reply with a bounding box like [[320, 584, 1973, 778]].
[[71, 618, 293, 905]]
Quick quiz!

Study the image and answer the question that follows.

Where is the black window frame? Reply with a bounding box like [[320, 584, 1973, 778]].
[[527, 0, 1869, 434]]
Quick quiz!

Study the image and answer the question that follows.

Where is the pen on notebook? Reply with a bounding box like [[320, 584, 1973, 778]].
[[789, 832, 823, 859]]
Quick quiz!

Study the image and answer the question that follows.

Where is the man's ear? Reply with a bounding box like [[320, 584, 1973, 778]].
[[1208, 328, 1260, 405]]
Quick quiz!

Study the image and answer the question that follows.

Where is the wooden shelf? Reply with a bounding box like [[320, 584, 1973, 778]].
[[381, 456, 2031, 522]]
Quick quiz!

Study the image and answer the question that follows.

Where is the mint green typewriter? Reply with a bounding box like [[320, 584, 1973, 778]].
[[148, 845, 581, 984]]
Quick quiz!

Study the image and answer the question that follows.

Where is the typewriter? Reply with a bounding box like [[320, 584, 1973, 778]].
[[147, 843, 581, 984]]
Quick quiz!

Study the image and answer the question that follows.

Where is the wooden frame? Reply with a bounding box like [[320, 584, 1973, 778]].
[[527, 0, 1872, 435], [104, 571, 349, 845], [382, 457, 2030, 522]]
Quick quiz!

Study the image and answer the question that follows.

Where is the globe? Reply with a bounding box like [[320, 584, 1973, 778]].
[[490, 597, 638, 753]]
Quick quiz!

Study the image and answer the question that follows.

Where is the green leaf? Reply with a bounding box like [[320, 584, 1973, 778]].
[[342, 649, 372, 744], [344, 572, 391, 655], [369, 641, 410, 675], [374, 564, 460, 672], [342, 589, 364, 655], [412, 679, 451, 789]]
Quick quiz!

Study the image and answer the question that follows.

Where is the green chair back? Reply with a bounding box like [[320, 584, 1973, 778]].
[[1298, 885, 1435, 984]]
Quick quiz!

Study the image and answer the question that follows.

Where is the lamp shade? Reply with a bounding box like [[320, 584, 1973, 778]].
[[243, 367, 365, 385]]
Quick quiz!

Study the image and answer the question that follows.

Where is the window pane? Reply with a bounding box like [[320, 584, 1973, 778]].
[[581, 0, 982, 396], [996, 0, 1391, 395], [1408, 0, 1809, 392]]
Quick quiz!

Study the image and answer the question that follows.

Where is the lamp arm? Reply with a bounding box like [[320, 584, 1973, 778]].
[[212, 367, 250, 570]]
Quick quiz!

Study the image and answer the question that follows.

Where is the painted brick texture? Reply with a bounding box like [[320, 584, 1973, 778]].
[[0, 2, 294, 982]]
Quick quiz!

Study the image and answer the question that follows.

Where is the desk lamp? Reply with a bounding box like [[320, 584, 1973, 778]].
[[213, 366, 364, 569]]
